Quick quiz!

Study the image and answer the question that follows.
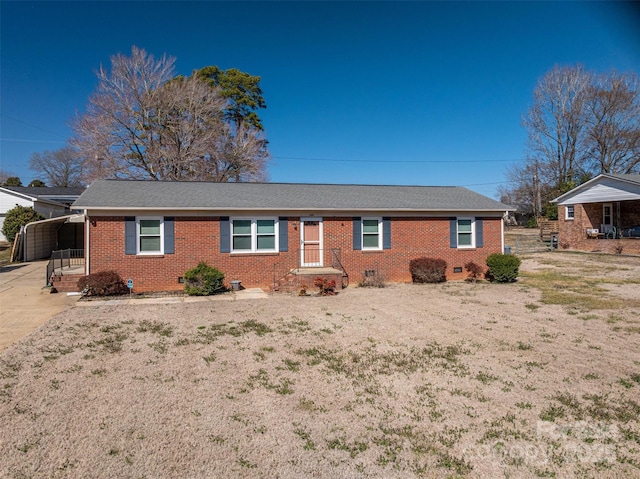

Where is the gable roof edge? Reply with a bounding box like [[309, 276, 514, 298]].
[[551, 174, 640, 204]]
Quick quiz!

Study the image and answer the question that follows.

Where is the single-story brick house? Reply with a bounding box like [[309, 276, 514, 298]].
[[72, 180, 512, 292], [552, 173, 640, 255]]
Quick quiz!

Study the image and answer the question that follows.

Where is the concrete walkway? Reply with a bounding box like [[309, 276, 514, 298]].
[[74, 288, 269, 307], [0, 261, 269, 353], [0, 261, 80, 353]]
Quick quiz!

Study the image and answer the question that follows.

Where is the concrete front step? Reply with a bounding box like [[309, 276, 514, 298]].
[[290, 267, 344, 276], [50, 274, 84, 292], [274, 268, 346, 293]]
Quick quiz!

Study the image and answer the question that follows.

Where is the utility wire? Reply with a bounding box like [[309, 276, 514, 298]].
[[0, 138, 66, 144], [0, 114, 67, 139], [272, 156, 517, 164]]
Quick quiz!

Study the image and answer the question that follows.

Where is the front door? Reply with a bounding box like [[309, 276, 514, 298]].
[[301, 218, 322, 267]]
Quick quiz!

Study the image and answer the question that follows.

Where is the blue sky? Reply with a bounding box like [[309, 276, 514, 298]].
[[1, 1, 639, 198]]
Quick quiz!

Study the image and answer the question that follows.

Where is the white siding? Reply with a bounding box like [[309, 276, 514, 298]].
[[558, 177, 640, 205], [0, 191, 34, 242], [0, 190, 33, 212], [0, 191, 68, 241]]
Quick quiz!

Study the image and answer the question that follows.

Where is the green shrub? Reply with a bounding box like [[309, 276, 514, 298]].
[[486, 253, 521, 283], [2, 176, 23, 187], [78, 271, 129, 296], [543, 203, 558, 220], [1, 205, 45, 242], [409, 257, 447, 283], [526, 217, 538, 228], [184, 261, 225, 296]]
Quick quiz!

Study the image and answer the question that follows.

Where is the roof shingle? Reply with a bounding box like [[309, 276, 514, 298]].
[[73, 180, 511, 212]]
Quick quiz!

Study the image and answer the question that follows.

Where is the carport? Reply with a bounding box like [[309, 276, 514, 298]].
[[21, 214, 85, 261]]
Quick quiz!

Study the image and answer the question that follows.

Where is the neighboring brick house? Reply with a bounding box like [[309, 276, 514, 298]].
[[72, 180, 511, 292], [0, 186, 84, 242], [552, 173, 640, 255]]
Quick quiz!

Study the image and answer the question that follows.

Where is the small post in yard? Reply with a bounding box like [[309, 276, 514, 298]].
[[127, 278, 133, 298]]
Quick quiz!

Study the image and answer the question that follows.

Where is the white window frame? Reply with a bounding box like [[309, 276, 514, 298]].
[[361, 217, 383, 250], [565, 205, 575, 220], [457, 217, 475, 249], [137, 216, 164, 255], [603, 203, 612, 226], [231, 217, 278, 253]]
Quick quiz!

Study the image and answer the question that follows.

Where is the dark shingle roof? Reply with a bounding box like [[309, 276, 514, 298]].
[[4, 186, 86, 197], [73, 180, 511, 212], [606, 173, 640, 184]]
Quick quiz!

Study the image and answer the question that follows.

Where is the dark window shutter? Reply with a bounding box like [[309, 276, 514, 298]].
[[382, 217, 391, 249], [279, 217, 288, 252], [164, 217, 174, 254], [125, 217, 136, 255], [449, 218, 457, 248], [475, 218, 483, 248], [353, 217, 362, 250], [220, 217, 230, 253]]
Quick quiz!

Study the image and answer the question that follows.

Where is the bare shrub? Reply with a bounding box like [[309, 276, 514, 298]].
[[358, 269, 386, 288], [409, 257, 447, 283], [77, 271, 128, 296], [464, 261, 484, 282]]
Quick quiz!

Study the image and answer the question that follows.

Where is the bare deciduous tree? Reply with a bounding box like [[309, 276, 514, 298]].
[[29, 146, 84, 187], [584, 71, 640, 174], [0, 169, 13, 185], [71, 46, 270, 183], [508, 65, 640, 218], [522, 64, 591, 192]]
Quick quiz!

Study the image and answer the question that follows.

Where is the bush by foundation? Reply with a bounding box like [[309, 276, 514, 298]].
[[78, 271, 129, 296], [184, 261, 225, 296], [409, 257, 447, 283]]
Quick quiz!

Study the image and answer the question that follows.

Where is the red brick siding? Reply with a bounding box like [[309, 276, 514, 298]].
[[88, 216, 503, 292], [558, 202, 640, 255], [322, 217, 502, 285]]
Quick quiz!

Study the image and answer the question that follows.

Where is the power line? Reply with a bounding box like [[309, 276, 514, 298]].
[[1, 115, 523, 165], [272, 156, 519, 164], [460, 180, 517, 187], [0, 138, 66, 144], [0, 114, 67, 139]]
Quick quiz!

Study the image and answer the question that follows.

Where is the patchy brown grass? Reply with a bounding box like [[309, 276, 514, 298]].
[[0, 244, 12, 263], [1, 252, 640, 478]]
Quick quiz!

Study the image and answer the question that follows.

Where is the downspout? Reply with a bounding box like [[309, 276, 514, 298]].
[[502, 211, 506, 253], [85, 211, 90, 276], [21, 225, 27, 262]]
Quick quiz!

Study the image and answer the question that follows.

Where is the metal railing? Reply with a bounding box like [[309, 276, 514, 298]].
[[272, 248, 349, 290], [331, 248, 349, 287], [46, 249, 84, 285]]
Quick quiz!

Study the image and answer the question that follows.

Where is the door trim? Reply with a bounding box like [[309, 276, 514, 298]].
[[300, 217, 323, 267]]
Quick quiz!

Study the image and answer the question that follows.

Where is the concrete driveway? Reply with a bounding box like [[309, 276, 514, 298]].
[[0, 261, 80, 353]]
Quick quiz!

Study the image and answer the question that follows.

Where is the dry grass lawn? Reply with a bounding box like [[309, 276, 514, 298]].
[[1, 251, 640, 478]]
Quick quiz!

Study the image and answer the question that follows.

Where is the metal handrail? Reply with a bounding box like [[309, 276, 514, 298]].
[[331, 248, 349, 287], [272, 248, 349, 290], [46, 249, 84, 285]]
